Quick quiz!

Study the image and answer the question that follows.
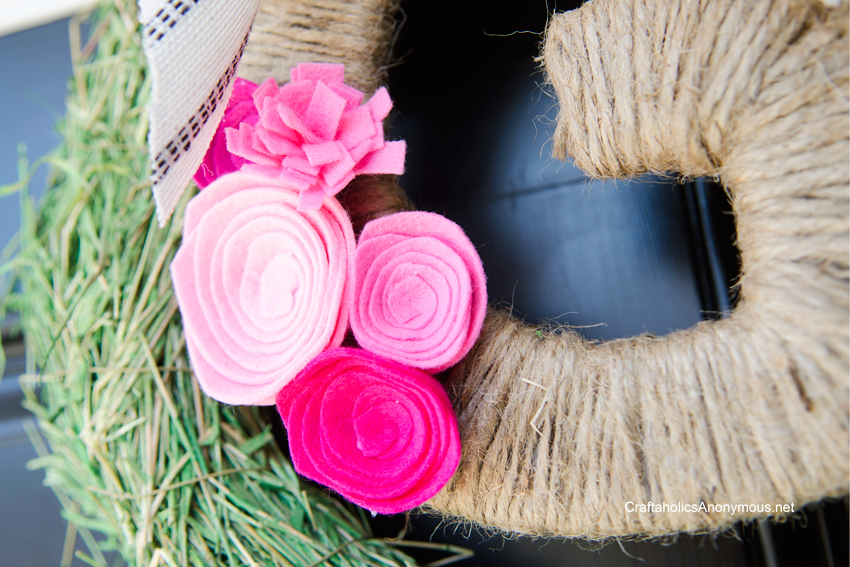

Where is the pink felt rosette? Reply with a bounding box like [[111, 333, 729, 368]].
[[276, 348, 461, 514], [170, 171, 355, 406], [226, 63, 406, 211], [193, 78, 259, 188], [351, 211, 487, 373]]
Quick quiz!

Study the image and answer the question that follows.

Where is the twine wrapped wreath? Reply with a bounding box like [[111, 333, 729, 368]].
[[244, 0, 849, 539], [241, 0, 849, 540]]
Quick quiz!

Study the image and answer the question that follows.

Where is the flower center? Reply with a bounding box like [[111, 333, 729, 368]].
[[353, 401, 409, 458], [386, 274, 437, 327], [259, 253, 299, 318]]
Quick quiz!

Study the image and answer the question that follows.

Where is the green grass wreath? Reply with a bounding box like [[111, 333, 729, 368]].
[[0, 4, 466, 566]]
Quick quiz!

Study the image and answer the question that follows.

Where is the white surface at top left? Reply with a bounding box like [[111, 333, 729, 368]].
[[0, 0, 98, 37]]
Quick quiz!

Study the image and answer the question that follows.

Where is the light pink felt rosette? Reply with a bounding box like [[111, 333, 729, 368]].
[[225, 63, 406, 210], [276, 348, 461, 514], [351, 211, 488, 373], [170, 171, 355, 405]]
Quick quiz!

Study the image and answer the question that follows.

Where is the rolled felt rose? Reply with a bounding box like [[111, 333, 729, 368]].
[[193, 78, 259, 188], [276, 348, 461, 514], [226, 62, 406, 211], [351, 211, 487, 373], [170, 171, 355, 405]]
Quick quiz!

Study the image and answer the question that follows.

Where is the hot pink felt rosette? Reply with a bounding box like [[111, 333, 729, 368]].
[[351, 211, 487, 373], [225, 63, 406, 211], [193, 78, 259, 188], [170, 171, 355, 406], [276, 348, 461, 514]]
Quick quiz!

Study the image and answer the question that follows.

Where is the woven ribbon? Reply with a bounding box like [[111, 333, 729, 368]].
[[139, 0, 259, 225]]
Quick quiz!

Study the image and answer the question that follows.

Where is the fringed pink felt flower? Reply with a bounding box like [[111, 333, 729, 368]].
[[276, 348, 461, 514], [193, 78, 259, 188], [225, 63, 406, 211], [170, 171, 355, 406], [351, 212, 487, 373]]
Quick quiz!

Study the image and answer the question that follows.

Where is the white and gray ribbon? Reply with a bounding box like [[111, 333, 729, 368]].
[[139, 0, 260, 226]]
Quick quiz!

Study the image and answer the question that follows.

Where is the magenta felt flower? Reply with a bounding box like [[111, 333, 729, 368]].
[[276, 348, 461, 514], [193, 78, 259, 188], [225, 63, 406, 211], [351, 212, 488, 373], [170, 171, 356, 406]]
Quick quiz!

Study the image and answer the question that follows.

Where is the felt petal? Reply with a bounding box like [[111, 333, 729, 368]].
[[297, 186, 327, 211], [352, 212, 487, 373], [256, 128, 302, 158], [279, 168, 317, 191], [365, 87, 393, 122], [354, 141, 406, 175], [338, 106, 377, 150], [329, 82, 365, 109], [230, 77, 259, 104], [226, 123, 275, 166], [258, 99, 294, 137], [282, 155, 320, 177], [320, 170, 355, 197], [276, 348, 461, 514], [277, 104, 319, 144], [348, 138, 376, 163], [250, 127, 273, 156], [201, 124, 250, 186], [320, 144, 356, 188], [303, 141, 342, 166], [305, 81, 347, 140], [251, 77, 279, 110], [277, 80, 315, 116], [291, 62, 345, 84]]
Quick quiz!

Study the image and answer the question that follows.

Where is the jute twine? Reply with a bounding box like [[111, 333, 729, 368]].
[[240, 0, 849, 539], [239, 0, 400, 95]]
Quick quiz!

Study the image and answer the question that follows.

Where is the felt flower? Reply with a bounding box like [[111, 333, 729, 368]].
[[170, 171, 355, 406], [193, 77, 259, 188], [226, 63, 406, 211], [276, 348, 461, 514], [351, 212, 487, 373]]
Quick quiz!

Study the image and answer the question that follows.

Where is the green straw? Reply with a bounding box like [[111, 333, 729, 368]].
[[0, 3, 470, 566]]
